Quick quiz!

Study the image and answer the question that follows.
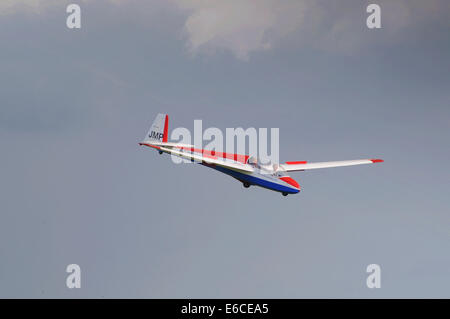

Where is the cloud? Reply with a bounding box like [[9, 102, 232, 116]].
[[0, 0, 63, 15], [0, 0, 448, 59], [175, 0, 307, 60], [174, 0, 450, 59], [0, 0, 129, 15]]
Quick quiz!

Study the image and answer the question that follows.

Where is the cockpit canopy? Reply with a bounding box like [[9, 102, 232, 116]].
[[247, 156, 259, 166], [246, 156, 287, 176]]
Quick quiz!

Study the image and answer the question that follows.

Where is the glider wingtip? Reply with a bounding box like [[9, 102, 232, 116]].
[[371, 158, 384, 163]]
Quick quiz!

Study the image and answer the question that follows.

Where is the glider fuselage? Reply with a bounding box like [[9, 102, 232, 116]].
[[202, 162, 300, 195]]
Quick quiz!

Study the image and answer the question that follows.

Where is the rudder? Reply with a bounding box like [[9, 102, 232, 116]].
[[143, 113, 169, 143]]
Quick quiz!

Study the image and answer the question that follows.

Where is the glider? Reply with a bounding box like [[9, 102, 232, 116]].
[[139, 114, 383, 196]]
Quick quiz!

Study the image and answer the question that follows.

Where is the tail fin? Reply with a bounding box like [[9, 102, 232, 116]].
[[142, 113, 169, 143]]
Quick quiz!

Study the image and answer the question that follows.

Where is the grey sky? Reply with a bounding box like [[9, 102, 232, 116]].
[[0, 0, 449, 298]]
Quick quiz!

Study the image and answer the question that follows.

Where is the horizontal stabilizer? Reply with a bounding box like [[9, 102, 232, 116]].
[[140, 141, 194, 149]]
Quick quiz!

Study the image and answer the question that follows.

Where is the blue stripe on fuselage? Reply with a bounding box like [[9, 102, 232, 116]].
[[208, 165, 299, 194]]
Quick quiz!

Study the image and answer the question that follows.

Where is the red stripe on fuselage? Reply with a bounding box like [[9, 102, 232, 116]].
[[279, 176, 300, 189], [175, 146, 249, 164]]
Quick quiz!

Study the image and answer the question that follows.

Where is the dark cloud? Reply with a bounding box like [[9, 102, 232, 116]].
[[0, 0, 449, 297]]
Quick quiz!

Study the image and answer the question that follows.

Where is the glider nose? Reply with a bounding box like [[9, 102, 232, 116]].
[[279, 176, 300, 190]]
